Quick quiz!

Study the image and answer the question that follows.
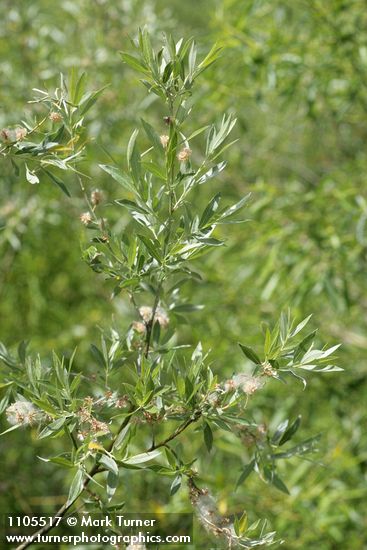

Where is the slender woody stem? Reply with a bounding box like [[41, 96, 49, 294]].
[[147, 410, 202, 452], [144, 280, 163, 359], [15, 409, 135, 550], [15, 406, 201, 549]]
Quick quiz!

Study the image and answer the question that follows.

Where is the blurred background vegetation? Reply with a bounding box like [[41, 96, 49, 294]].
[[0, 0, 366, 548]]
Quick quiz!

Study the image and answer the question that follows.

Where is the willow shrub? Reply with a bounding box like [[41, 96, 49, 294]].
[[0, 31, 342, 549]]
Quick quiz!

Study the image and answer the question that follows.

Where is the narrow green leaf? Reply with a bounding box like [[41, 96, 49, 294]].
[[0, 381, 13, 391], [220, 193, 251, 220], [67, 468, 84, 506], [25, 164, 39, 185], [238, 511, 248, 536], [290, 315, 312, 338], [90, 344, 105, 368], [32, 398, 58, 416], [120, 52, 150, 75], [280, 311, 289, 343], [170, 475, 182, 496], [17, 341, 28, 364], [99, 164, 136, 194], [196, 162, 226, 185], [197, 43, 223, 72], [44, 169, 71, 197], [185, 125, 209, 142], [203, 421, 213, 452], [164, 447, 177, 469], [74, 72, 87, 104], [38, 416, 68, 439], [127, 238, 138, 269], [273, 435, 321, 459], [279, 416, 302, 446], [0, 424, 21, 437], [68, 67, 78, 104], [271, 473, 290, 495], [107, 471, 119, 501], [238, 344, 261, 365], [271, 419, 289, 445], [38, 456, 74, 468], [99, 454, 119, 476], [79, 85, 108, 116], [200, 193, 221, 227], [127, 129, 140, 182], [293, 330, 317, 362], [171, 304, 204, 313], [141, 118, 162, 150], [141, 161, 166, 181], [236, 459, 255, 489], [123, 449, 161, 465], [137, 234, 161, 263]]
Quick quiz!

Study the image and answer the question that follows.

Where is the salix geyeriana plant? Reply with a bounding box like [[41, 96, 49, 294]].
[[0, 30, 343, 549]]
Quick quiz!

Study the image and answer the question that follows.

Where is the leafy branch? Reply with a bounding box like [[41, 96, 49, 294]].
[[0, 29, 342, 550]]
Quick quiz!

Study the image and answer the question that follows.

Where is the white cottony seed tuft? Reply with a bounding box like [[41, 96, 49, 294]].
[[6, 400, 42, 426]]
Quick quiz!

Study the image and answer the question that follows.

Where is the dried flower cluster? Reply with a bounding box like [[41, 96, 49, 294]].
[[177, 147, 192, 162], [116, 396, 130, 409], [76, 397, 110, 440], [99, 391, 130, 409], [0, 127, 27, 143], [132, 321, 146, 334], [160, 134, 169, 148], [223, 373, 264, 395], [91, 189, 103, 206], [237, 423, 267, 448], [80, 212, 93, 226], [142, 410, 164, 424], [6, 400, 42, 426], [138, 305, 169, 328], [49, 111, 63, 123], [262, 361, 278, 377], [205, 389, 223, 408]]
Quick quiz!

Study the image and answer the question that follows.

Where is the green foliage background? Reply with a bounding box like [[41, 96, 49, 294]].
[[0, 0, 366, 548]]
